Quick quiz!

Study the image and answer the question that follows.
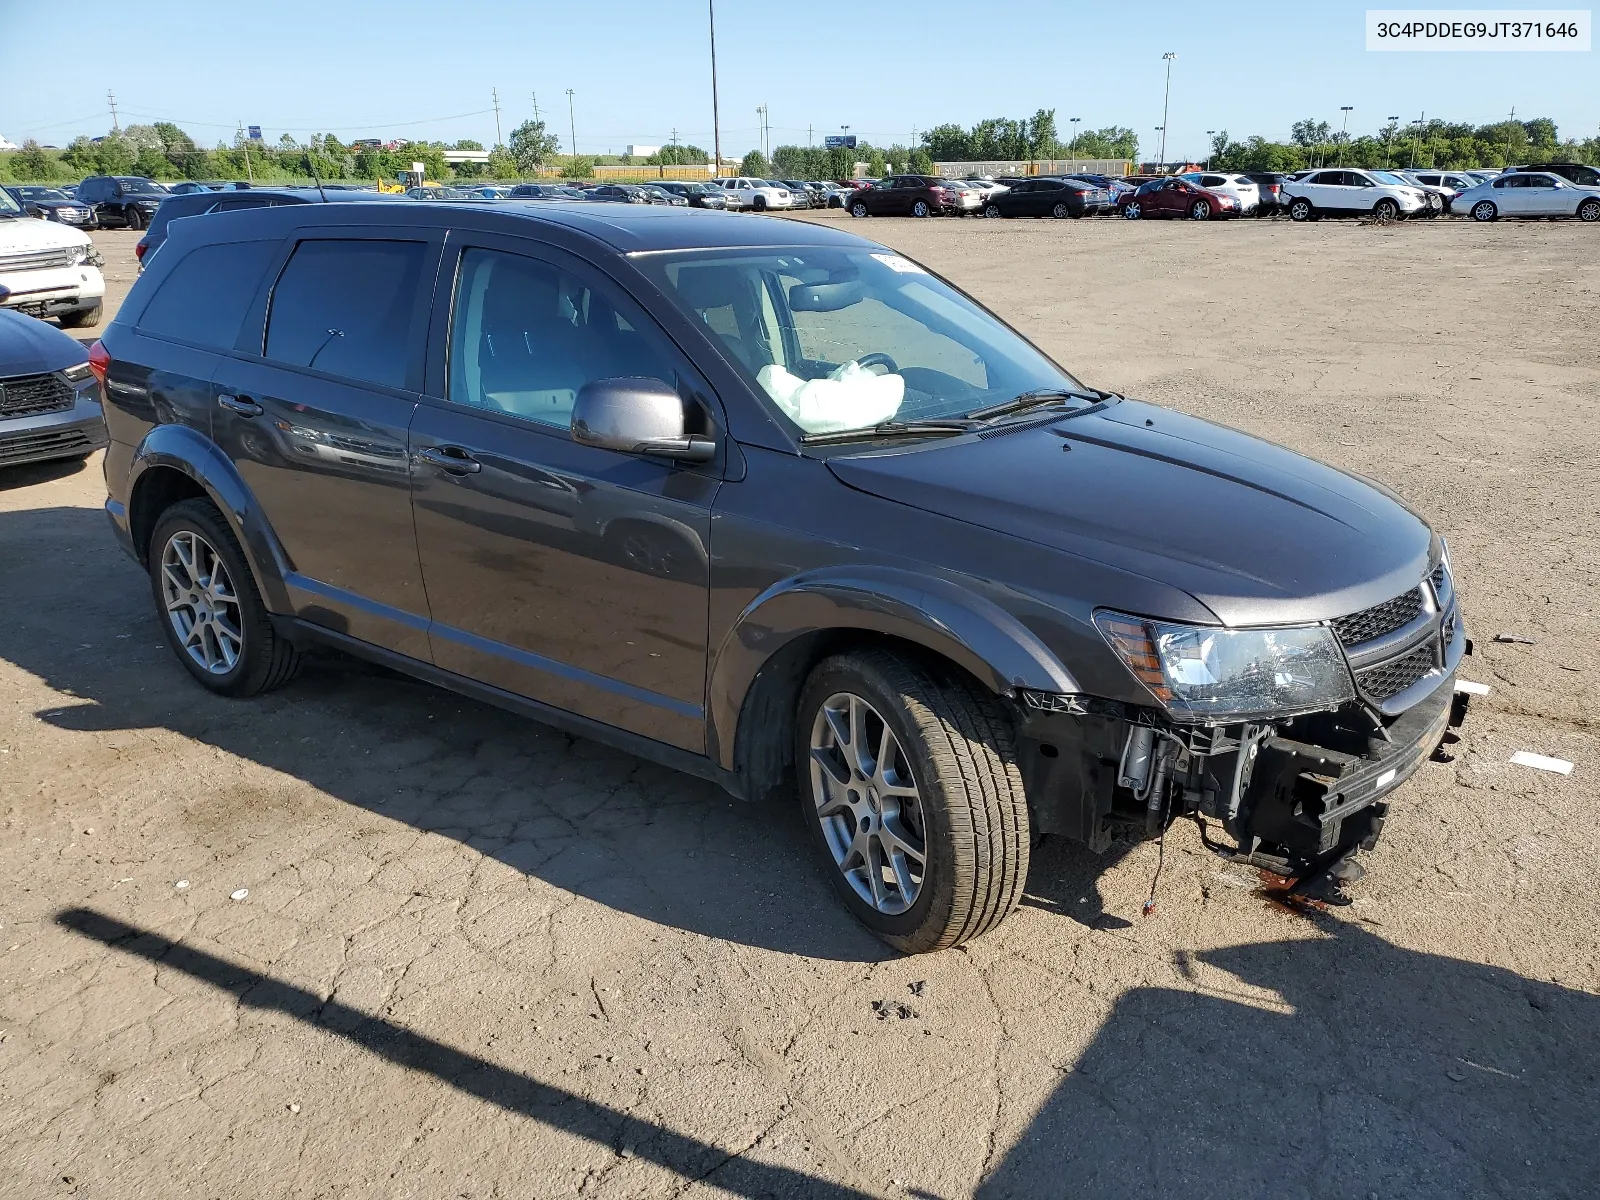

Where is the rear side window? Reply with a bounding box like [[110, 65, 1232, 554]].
[[136, 240, 278, 350], [264, 239, 426, 389]]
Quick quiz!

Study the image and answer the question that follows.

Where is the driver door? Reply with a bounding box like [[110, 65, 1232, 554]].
[[409, 237, 724, 752]]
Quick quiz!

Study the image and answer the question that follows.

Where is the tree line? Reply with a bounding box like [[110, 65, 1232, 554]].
[[3, 111, 1595, 186]]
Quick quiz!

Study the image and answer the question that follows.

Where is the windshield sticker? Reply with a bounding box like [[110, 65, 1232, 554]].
[[870, 253, 927, 275]]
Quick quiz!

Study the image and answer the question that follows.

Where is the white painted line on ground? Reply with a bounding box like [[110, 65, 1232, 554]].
[[1509, 751, 1573, 775]]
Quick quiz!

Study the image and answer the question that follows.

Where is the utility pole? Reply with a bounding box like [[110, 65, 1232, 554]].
[[707, 0, 722, 172], [807, 124, 813, 149], [237, 123, 254, 183], [492, 88, 503, 148], [108, 90, 120, 133], [532, 93, 541, 123], [1504, 106, 1516, 167], [566, 89, 577, 157], [1205, 130, 1215, 170], [756, 106, 768, 160], [1410, 111, 1424, 168], [1159, 52, 1177, 170], [1069, 116, 1081, 173], [1339, 105, 1353, 165], [1385, 116, 1398, 166]]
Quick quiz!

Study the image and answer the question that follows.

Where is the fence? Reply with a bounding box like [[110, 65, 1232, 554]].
[[934, 159, 1132, 178], [527, 163, 725, 181]]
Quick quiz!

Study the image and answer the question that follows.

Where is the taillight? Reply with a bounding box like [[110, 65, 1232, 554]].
[[134, 239, 148, 260], [88, 340, 110, 387]]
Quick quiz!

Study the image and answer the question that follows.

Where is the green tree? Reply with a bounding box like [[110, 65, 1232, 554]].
[[486, 145, 518, 178], [867, 148, 887, 177], [509, 120, 562, 172], [12, 139, 59, 181], [60, 136, 101, 175], [921, 124, 971, 161], [95, 134, 136, 175], [563, 156, 595, 178], [909, 147, 934, 174], [1026, 109, 1059, 157], [739, 149, 770, 176]]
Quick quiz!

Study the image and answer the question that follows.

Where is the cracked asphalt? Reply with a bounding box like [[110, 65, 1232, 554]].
[[2, 219, 1596, 1199]]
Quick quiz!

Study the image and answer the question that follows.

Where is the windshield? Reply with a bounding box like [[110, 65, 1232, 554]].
[[636, 247, 1084, 437], [1371, 172, 1409, 186], [0, 187, 24, 216], [116, 178, 168, 194]]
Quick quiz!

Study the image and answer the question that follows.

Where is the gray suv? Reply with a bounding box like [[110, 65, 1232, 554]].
[[93, 201, 1470, 951]]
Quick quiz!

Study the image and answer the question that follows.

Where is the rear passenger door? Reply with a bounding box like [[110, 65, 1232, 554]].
[[408, 236, 722, 752], [210, 228, 441, 660]]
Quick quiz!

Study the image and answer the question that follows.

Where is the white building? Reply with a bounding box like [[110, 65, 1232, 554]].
[[0, 135, 20, 152], [626, 145, 661, 158]]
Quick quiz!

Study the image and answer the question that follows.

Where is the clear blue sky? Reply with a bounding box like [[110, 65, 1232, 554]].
[[2, 0, 1594, 158]]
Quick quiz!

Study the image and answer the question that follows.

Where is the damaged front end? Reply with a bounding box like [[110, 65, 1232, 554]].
[[1017, 559, 1470, 901]]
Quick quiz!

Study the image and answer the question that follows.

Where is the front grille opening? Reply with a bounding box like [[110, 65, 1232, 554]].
[[0, 373, 74, 419], [1355, 644, 1436, 701], [1330, 587, 1424, 648]]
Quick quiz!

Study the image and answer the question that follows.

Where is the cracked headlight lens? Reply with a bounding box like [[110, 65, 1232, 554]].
[[1095, 610, 1354, 719]]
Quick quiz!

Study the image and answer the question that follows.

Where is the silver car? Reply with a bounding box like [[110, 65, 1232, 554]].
[[1453, 172, 1600, 222]]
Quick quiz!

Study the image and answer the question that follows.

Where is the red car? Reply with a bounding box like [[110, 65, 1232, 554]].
[[1116, 177, 1239, 220]]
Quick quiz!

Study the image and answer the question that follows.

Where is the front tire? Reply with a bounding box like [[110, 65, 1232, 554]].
[[1373, 198, 1399, 221], [1472, 200, 1498, 222], [851, 201, 869, 218], [1288, 198, 1313, 221], [1190, 200, 1212, 220], [1577, 198, 1600, 222], [796, 649, 1030, 954], [123, 207, 144, 231], [148, 499, 300, 697], [57, 303, 102, 329]]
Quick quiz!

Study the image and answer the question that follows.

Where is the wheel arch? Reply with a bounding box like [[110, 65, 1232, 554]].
[[709, 567, 1080, 796], [127, 424, 293, 613]]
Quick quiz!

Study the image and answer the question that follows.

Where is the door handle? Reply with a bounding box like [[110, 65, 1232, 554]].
[[419, 445, 482, 474], [217, 394, 263, 417]]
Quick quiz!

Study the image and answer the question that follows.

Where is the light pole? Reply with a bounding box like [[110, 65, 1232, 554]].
[[1153, 127, 1164, 172], [756, 106, 768, 161], [1339, 106, 1353, 164], [565, 89, 576, 158], [1385, 116, 1398, 166], [1410, 111, 1425, 168], [708, 0, 722, 172], [1159, 52, 1177, 170], [1205, 129, 1215, 170], [1069, 116, 1081, 172]]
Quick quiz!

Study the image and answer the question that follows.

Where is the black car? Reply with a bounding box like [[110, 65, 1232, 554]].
[[639, 184, 688, 207], [132, 187, 393, 270], [1506, 162, 1600, 187], [780, 180, 825, 209], [507, 183, 588, 200], [654, 181, 728, 209], [5, 185, 97, 227], [980, 176, 1108, 219], [74, 176, 170, 230], [585, 184, 653, 204], [0, 308, 108, 468], [94, 201, 1469, 952]]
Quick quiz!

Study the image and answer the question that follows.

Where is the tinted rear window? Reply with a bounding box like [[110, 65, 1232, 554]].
[[264, 239, 426, 389], [136, 240, 278, 350]]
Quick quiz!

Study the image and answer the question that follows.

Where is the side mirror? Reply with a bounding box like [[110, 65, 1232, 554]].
[[571, 377, 714, 464]]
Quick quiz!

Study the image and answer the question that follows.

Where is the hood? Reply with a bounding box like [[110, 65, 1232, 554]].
[[0, 308, 88, 376], [0, 215, 91, 253], [826, 400, 1434, 627]]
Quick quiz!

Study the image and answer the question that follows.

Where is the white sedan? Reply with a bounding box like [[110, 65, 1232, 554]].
[[1453, 172, 1600, 222]]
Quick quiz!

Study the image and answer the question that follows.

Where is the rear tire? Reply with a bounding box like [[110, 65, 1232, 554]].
[[1052, 202, 1070, 219], [1288, 198, 1313, 221], [148, 499, 300, 698], [1472, 200, 1498, 222], [57, 303, 102, 329], [983, 203, 1002, 218], [1122, 202, 1142, 219], [912, 199, 931, 217], [796, 648, 1030, 954]]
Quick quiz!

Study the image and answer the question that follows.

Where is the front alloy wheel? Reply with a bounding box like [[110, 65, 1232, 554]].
[[1190, 200, 1211, 220], [797, 649, 1030, 953], [851, 201, 869, 218], [161, 530, 243, 675], [1577, 198, 1600, 222], [1373, 198, 1399, 221]]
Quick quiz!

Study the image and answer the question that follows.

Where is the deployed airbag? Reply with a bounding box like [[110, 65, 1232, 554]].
[[757, 361, 905, 434]]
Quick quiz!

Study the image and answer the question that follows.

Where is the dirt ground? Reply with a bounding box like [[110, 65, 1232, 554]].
[[2, 215, 1597, 1199]]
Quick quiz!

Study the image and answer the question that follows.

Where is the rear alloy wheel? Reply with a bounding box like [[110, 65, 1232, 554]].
[[1122, 202, 1142, 219], [912, 199, 931, 217], [1288, 198, 1313, 221], [148, 499, 300, 697], [797, 648, 1030, 953], [1577, 198, 1600, 222], [1373, 198, 1399, 222], [983, 203, 1002, 218], [1190, 200, 1212, 220], [851, 201, 869, 218], [1472, 200, 1498, 222]]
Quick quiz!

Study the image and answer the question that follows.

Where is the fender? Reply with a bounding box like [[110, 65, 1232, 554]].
[[127, 423, 294, 613], [708, 565, 1080, 772]]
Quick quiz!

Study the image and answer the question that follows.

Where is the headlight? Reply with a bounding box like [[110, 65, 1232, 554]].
[[1095, 611, 1354, 720]]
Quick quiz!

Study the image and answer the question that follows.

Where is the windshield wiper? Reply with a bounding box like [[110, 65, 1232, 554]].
[[798, 419, 979, 447], [963, 388, 1101, 421]]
